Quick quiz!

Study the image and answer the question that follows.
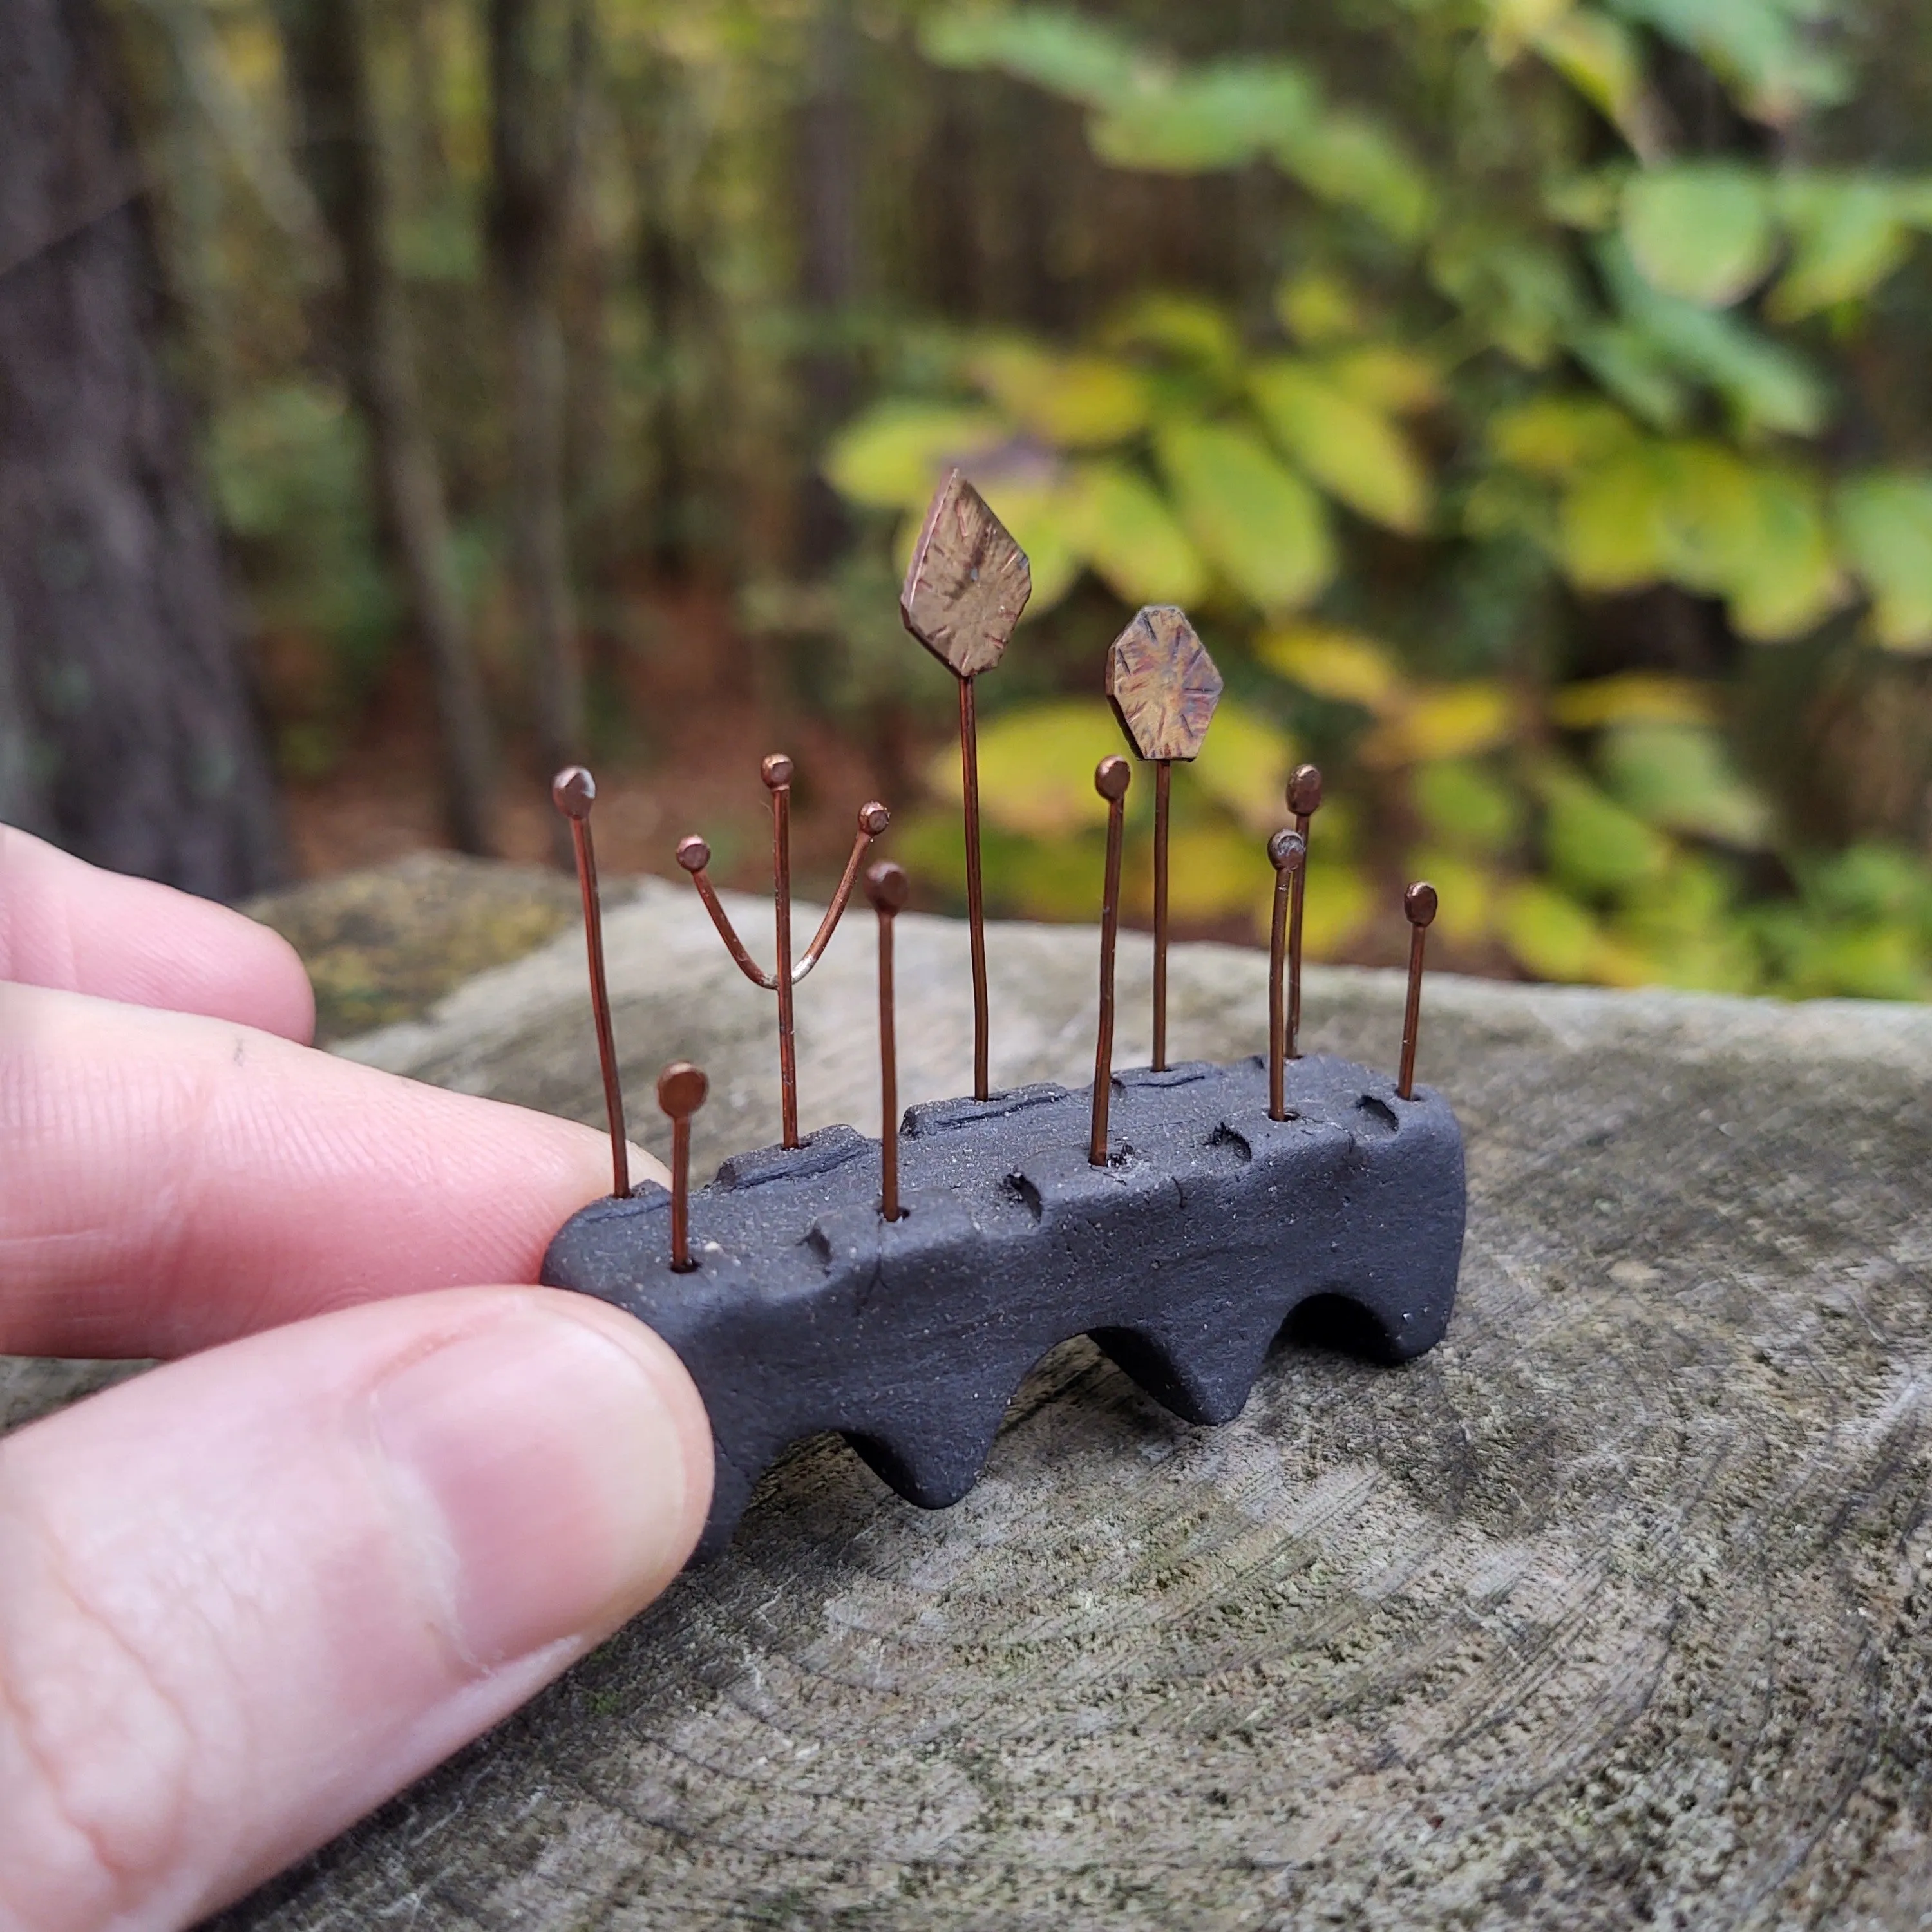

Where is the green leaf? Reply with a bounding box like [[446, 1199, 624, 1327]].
[[1768, 176, 1913, 322], [1606, 0, 1852, 124], [1430, 227, 1587, 367], [1717, 464, 1845, 641], [1489, 395, 1641, 476], [1274, 269, 1367, 345], [1102, 294, 1245, 383], [1531, 9, 1654, 155], [1500, 880, 1616, 982], [1275, 112, 1435, 243], [1155, 421, 1336, 611], [1622, 164, 1777, 307], [1258, 622, 1408, 714], [1362, 683, 1518, 767], [1597, 238, 1828, 436], [1411, 758, 1526, 857], [933, 699, 1125, 838], [825, 402, 1009, 509], [1597, 722, 1772, 846], [1612, 853, 1761, 993], [1249, 361, 1432, 533], [1558, 442, 1676, 589], [1539, 768, 1672, 895], [968, 341, 1151, 448], [1552, 673, 1717, 728], [918, 9, 1144, 107], [971, 477, 1085, 616], [1320, 346, 1442, 414], [1088, 61, 1318, 172], [1185, 698, 1296, 831], [1835, 473, 1932, 650], [1065, 461, 1209, 607]]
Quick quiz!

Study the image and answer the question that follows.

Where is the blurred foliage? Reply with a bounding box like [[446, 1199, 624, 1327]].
[[824, 0, 1932, 995], [108, 0, 1932, 996]]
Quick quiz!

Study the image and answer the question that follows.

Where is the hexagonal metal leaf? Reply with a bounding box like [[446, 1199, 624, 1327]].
[[1105, 606, 1222, 762], [900, 469, 1032, 679]]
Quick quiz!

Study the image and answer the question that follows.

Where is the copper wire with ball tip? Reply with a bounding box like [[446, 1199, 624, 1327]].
[[1399, 880, 1439, 1101], [1267, 828, 1307, 1122], [1089, 755, 1132, 1166], [865, 860, 911, 1223], [551, 765, 629, 1198], [1285, 763, 1323, 1061], [656, 1062, 708, 1271]]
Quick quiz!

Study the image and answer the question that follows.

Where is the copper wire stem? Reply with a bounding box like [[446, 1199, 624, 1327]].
[[877, 905, 902, 1220], [687, 867, 779, 989], [1268, 859, 1290, 1122], [1152, 759, 1170, 1071], [772, 782, 799, 1147], [668, 1113, 694, 1269], [1398, 921, 1428, 1101], [960, 676, 990, 1099], [567, 815, 630, 1198], [1090, 770, 1128, 1166], [1287, 808, 1311, 1060]]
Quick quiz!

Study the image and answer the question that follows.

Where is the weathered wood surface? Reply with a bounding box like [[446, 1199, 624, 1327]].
[[6, 857, 1930, 1927]]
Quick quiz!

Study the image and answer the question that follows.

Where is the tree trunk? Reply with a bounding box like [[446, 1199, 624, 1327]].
[[489, 0, 588, 822], [0, 0, 284, 900], [275, 0, 497, 858]]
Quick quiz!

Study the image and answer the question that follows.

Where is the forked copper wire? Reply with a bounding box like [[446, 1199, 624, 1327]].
[[656, 1062, 708, 1271], [866, 861, 911, 1222], [1285, 764, 1322, 1059], [675, 756, 888, 1152], [551, 766, 629, 1198], [1397, 880, 1438, 1101], [1266, 829, 1305, 1122], [1090, 756, 1132, 1166]]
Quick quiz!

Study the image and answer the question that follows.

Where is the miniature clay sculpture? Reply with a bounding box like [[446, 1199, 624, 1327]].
[[543, 475, 1466, 1566]]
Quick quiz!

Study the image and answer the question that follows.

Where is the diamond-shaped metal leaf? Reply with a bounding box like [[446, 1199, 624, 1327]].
[[900, 469, 1032, 680], [1105, 606, 1222, 762]]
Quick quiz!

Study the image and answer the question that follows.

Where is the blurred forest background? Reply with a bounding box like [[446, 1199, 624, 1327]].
[[5, 0, 1932, 996]]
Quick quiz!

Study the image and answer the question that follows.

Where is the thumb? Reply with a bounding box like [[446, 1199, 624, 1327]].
[[0, 1289, 712, 1932]]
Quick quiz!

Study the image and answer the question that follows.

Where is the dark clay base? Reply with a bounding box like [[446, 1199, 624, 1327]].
[[542, 1055, 1466, 1564]]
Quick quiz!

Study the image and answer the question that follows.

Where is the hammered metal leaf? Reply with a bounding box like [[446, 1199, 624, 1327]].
[[1104, 606, 1222, 762], [900, 469, 1032, 679]]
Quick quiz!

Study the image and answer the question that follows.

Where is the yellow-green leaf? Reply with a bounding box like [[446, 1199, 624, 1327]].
[[931, 699, 1124, 838], [1151, 824, 1274, 924], [1257, 621, 1408, 714], [1835, 472, 1932, 650], [1363, 682, 1517, 766], [1103, 294, 1245, 381], [1410, 758, 1526, 855], [1250, 361, 1432, 533], [1532, 9, 1654, 155], [1551, 673, 1718, 728], [1401, 849, 1498, 947], [1500, 880, 1611, 981], [1540, 768, 1672, 894], [1718, 466, 1846, 642], [1155, 420, 1336, 611], [1597, 723, 1772, 848], [1490, 395, 1640, 477], [1065, 461, 1208, 607], [824, 402, 1009, 509], [969, 341, 1152, 448], [974, 476, 1084, 618], [1184, 697, 1295, 831], [1768, 178, 1911, 323], [1291, 856, 1374, 958], [1558, 444, 1674, 589], [1622, 164, 1777, 308], [1274, 267, 1367, 345], [1319, 345, 1442, 415]]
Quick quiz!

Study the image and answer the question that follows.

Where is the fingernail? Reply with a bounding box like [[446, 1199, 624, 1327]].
[[374, 1305, 696, 1668]]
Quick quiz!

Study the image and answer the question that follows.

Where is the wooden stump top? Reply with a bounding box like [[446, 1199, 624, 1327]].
[[8, 859, 1929, 1927]]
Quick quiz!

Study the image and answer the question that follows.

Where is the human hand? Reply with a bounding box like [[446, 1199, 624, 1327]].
[[0, 828, 712, 1931]]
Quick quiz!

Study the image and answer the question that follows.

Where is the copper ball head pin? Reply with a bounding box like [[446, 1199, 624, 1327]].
[[1285, 763, 1322, 1060], [656, 1061, 708, 1272], [1266, 828, 1306, 1122], [865, 860, 911, 1222], [551, 765, 630, 1199], [1397, 880, 1439, 1101], [1089, 755, 1132, 1166], [675, 758, 888, 1153]]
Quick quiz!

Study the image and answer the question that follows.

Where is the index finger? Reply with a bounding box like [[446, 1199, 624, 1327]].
[[0, 826, 314, 1042]]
